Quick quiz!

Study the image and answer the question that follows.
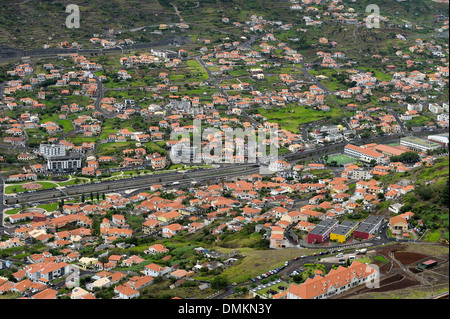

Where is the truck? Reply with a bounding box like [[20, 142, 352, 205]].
[[356, 249, 367, 255]]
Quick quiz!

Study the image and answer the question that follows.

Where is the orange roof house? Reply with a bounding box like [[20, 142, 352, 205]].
[[287, 261, 378, 299]]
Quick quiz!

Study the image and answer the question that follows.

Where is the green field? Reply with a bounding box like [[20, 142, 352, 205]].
[[186, 59, 209, 81], [39, 113, 73, 133], [215, 247, 324, 283], [256, 105, 344, 133], [327, 154, 358, 165], [5, 181, 59, 194]]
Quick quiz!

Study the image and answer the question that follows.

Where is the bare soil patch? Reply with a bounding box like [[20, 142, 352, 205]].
[[22, 182, 42, 190], [394, 251, 428, 265]]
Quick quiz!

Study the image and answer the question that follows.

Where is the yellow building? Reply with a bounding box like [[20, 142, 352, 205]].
[[330, 220, 358, 243], [157, 211, 182, 224], [389, 215, 408, 235], [78, 257, 98, 270]]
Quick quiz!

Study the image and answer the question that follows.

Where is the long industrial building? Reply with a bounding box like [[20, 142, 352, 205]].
[[353, 215, 384, 240], [400, 136, 441, 153]]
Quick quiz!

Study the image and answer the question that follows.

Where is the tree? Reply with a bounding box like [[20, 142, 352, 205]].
[[98, 255, 109, 270], [58, 198, 64, 210], [211, 275, 228, 290], [329, 160, 338, 167], [390, 151, 420, 163]]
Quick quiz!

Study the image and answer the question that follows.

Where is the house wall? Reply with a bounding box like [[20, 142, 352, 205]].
[[307, 232, 324, 244], [353, 230, 369, 240]]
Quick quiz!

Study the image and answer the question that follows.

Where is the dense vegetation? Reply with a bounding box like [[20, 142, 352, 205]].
[[390, 151, 421, 164], [399, 158, 449, 240]]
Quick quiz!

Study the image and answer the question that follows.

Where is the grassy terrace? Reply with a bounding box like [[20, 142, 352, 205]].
[[0, 0, 171, 49], [255, 104, 345, 134], [214, 247, 324, 284], [39, 113, 74, 133]]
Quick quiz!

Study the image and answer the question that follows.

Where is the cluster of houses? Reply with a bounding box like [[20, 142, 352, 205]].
[[2, 166, 396, 299]]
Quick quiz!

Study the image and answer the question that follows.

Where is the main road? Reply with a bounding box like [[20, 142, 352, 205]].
[[0, 35, 192, 63], [2, 128, 447, 207], [2, 163, 260, 206], [0, 178, 7, 228]]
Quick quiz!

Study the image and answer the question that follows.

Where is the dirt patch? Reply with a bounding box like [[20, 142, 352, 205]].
[[394, 251, 428, 265], [22, 182, 42, 190], [409, 267, 422, 274], [350, 273, 420, 296], [378, 261, 393, 274]]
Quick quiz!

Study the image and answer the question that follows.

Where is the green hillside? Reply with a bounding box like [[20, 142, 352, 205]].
[[1, 0, 447, 50], [385, 156, 449, 241], [0, 0, 173, 49]]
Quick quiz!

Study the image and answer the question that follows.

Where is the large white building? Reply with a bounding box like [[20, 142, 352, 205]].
[[47, 155, 82, 173], [344, 144, 388, 164], [429, 103, 444, 114], [39, 144, 66, 159], [428, 133, 449, 147], [22, 262, 70, 282], [170, 143, 198, 163], [400, 136, 441, 152]]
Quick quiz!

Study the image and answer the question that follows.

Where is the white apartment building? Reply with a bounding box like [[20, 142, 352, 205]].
[[39, 144, 66, 159]]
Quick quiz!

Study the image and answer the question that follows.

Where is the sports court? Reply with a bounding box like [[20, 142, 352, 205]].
[[327, 154, 358, 165]]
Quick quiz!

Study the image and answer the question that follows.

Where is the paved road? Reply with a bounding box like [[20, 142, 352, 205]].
[[387, 106, 409, 135], [4, 127, 447, 207], [0, 178, 7, 228], [93, 74, 115, 119], [2, 164, 261, 205], [0, 36, 192, 62], [211, 236, 392, 299]]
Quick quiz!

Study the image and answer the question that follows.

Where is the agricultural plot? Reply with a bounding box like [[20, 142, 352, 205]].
[[257, 104, 344, 134]]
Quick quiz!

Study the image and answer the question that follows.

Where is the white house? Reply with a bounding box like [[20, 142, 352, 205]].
[[144, 263, 171, 277]]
